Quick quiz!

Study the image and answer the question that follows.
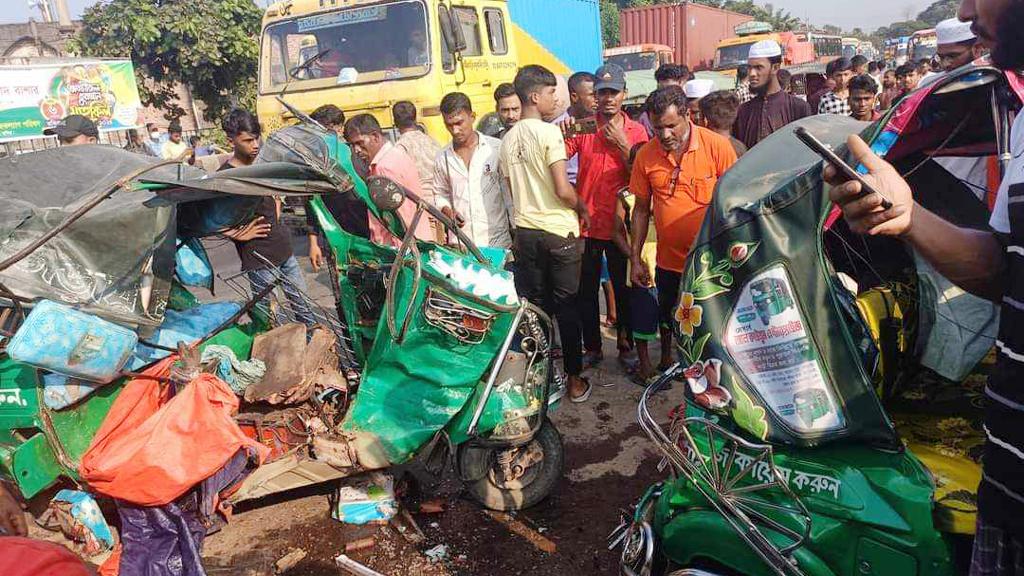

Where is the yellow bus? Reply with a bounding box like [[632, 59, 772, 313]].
[[257, 0, 602, 142]]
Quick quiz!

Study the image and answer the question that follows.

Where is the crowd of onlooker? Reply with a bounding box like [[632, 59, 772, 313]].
[[36, 18, 987, 405]]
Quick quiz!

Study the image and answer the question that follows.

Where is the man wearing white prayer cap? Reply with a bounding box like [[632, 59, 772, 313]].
[[931, 18, 992, 210], [683, 78, 715, 124], [732, 39, 811, 149], [936, 17, 984, 72]]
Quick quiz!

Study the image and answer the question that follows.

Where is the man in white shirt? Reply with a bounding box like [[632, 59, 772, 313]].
[[407, 29, 429, 66], [432, 92, 512, 250]]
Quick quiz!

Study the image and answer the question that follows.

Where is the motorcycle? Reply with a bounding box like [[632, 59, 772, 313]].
[[0, 106, 564, 515], [612, 63, 1024, 575]]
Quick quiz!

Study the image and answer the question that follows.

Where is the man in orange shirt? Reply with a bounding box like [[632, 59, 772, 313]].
[[629, 86, 737, 371]]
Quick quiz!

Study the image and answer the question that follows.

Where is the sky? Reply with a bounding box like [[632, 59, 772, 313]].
[[2, 0, 937, 32]]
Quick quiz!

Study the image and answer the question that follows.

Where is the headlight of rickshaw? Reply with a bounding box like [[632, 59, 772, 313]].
[[423, 288, 496, 344]]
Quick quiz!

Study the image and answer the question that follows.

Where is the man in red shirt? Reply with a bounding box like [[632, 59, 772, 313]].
[[564, 63, 649, 369]]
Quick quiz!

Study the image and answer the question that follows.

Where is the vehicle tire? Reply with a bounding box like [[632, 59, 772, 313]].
[[459, 418, 564, 511]]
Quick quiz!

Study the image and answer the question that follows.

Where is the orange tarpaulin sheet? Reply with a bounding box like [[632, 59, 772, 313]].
[[79, 357, 269, 506]]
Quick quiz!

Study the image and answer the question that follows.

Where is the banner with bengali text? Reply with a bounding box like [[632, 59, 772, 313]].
[[0, 59, 142, 142]]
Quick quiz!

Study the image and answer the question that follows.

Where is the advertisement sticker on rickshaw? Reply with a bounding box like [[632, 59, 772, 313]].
[[724, 265, 844, 434]]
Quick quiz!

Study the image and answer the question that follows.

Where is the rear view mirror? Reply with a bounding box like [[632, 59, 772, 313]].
[[366, 175, 405, 212], [439, 6, 467, 54]]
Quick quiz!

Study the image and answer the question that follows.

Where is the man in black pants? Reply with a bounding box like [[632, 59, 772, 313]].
[[563, 64, 649, 371], [500, 65, 592, 403]]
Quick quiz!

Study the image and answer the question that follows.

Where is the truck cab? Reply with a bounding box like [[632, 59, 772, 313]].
[[258, 0, 518, 143], [257, 0, 601, 143], [714, 22, 814, 75]]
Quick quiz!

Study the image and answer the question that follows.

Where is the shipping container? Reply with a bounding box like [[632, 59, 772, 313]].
[[619, 2, 753, 71], [509, 0, 603, 74]]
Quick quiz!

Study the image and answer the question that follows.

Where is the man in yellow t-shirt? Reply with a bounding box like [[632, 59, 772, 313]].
[[500, 64, 592, 403]]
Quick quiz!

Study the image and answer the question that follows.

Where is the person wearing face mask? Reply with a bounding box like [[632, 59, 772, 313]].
[[630, 85, 737, 377], [144, 122, 164, 157], [826, 2, 1024, 570]]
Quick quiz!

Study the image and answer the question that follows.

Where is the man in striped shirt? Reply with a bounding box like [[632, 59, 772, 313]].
[[827, 1, 1024, 572]]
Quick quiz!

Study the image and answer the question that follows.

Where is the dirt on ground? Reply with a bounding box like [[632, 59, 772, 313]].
[[197, 345, 677, 576]]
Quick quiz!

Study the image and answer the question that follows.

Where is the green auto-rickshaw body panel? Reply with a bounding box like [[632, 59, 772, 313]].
[[656, 416, 954, 576]]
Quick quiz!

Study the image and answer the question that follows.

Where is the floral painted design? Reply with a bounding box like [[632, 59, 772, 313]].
[[675, 241, 760, 365], [675, 292, 703, 337], [683, 358, 732, 411]]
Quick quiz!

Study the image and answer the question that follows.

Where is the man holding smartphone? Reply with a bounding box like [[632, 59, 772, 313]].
[[564, 63, 649, 371], [828, 1, 1024, 571]]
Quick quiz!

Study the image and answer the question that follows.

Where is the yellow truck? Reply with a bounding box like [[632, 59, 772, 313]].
[[257, 0, 603, 141]]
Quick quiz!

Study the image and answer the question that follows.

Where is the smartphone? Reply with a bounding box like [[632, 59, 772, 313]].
[[566, 117, 598, 137], [794, 126, 893, 210]]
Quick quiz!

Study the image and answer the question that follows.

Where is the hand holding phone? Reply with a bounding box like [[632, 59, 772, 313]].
[[810, 131, 916, 238], [795, 127, 893, 210]]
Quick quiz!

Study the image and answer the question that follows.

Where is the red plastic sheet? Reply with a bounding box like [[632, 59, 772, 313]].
[[80, 357, 269, 506], [0, 537, 91, 576]]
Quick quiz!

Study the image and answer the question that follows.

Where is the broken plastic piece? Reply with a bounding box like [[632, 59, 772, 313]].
[[335, 554, 384, 576], [424, 544, 448, 563]]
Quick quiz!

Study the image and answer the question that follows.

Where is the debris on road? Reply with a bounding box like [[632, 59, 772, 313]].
[[483, 510, 557, 554], [424, 543, 449, 563], [273, 548, 306, 574], [331, 473, 398, 525], [344, 537, 377, 553], [418, 498, 446, 514], [390, 509, 426, 544], [335, 554, 387, 576]]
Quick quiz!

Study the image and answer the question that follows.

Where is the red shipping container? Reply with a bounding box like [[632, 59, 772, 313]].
[[619, 3, 754, 71]]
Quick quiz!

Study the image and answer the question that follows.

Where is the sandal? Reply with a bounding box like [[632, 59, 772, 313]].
[[569, 377, 593, 403], [619, 354, 640, 374], [582, 350, 604, 369]]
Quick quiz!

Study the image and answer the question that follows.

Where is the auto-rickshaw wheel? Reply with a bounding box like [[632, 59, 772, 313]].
[[460, 418, 564, 511]]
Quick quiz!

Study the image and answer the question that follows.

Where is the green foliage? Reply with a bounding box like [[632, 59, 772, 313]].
[[600, 0, 621, 48], [917, 0, 959, 26], [68, 0, 262, 123]]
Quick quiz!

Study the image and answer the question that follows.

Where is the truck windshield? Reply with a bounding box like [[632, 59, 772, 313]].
[[605, 52, 658, 72], [911, 38, 938, 62], [715, 42, 755, 70], [260, 1, 429, 93]]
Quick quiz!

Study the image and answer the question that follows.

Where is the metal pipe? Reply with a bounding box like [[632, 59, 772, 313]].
[[467, 303, 527, 435]]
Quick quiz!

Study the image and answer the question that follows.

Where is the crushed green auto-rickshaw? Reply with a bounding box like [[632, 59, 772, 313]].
[[0, 108, 565, 530], [612, 63, 1024, 576]]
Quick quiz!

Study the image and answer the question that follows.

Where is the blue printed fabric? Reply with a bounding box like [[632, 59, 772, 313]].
[[51, 489, 115, 554], [129, 302, 241, 370], [175, 239, 214, 289], [8, 300, 137, 383]]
